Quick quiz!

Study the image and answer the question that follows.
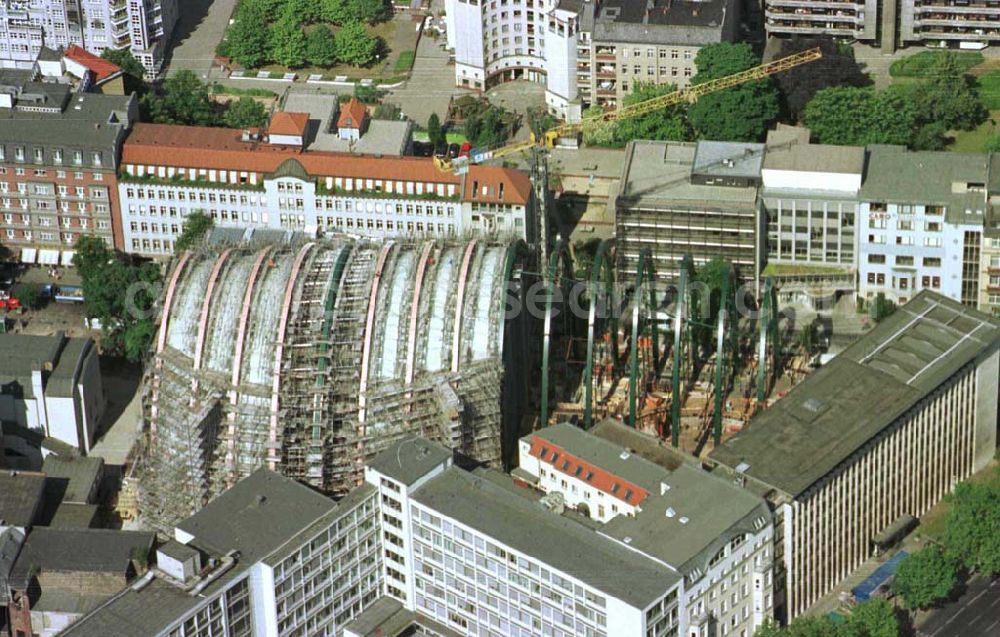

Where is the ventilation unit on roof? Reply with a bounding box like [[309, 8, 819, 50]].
[[735, 462, 750, 473], [679, 517, 689, 524], [619, 450, 630, 460], [660, 482, 671, 495], [623, 536, 632, 544], [665, 507, 676, 518]]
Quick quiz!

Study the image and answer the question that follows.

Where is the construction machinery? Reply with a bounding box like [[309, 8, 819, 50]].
[[433, 47, 822, 173]]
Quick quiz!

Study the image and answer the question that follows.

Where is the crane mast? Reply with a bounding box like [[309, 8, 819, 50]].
[[434, 47, 822, 173]]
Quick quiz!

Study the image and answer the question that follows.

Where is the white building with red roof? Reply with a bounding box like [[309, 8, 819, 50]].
[[116, 122, 535, 255]]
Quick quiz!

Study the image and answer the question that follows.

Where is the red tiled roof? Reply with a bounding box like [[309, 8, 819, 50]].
[[268, 111, 309, 137], [337, 98, 368, 130], [64, 46, 123, 84], [529, 436, 650, 506], [121, 123, 533, 205]]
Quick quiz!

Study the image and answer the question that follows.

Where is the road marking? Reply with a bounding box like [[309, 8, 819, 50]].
[[992, 596, 1000, 608], [986, 620, 999, 634]]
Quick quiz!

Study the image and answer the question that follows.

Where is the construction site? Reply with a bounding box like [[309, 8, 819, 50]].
[[540, 239, 815, 460], [134, 234, 535, 531]]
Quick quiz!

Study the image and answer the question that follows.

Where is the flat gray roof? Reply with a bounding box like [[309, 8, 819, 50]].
[[593, 0, 735, 46], [282, 92, 411, 155], [10, 528, 154, 586], [0, 333, 65, 397], [0, 470, 46, 527], [763, 129, 865, 175], [861, 147, 990, 224], [692, 141, 765, 179], [412, 466, 679, 608], [43, 454, 103, 504], [589, 419, 697, 472], [618, 140, 758, 209], [711, 291, 1000, 497], [366, 435, 452, 487], [0, 92, 133, 155], [47, 337, 93, 396]]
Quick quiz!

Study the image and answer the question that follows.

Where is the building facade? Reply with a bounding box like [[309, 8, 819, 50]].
[[64, 470, 383, 637], [615, 139, 764, 284], [0, 333, 104, 453], [117, 123, 534, 256], [857, 147, 989, 306], [445, 0, 739, 120], [0, 74, 135, 258], [899, 1, 1000, 47], [711, 292, 1000, 620], [0, 0, 177, 75], [764, 0, 877, 40]]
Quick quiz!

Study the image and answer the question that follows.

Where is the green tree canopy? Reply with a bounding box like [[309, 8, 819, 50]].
[[847, 599, 900, 637], [322, 0, 389, 24], [943, 475, 1000, 576], [334, 21, 379, 66], [891, 546, 959, 609], [427, 112, 446, 148], [911, 52, 986, 133], [101, 49, 146, 87], [803, 87, 915, 146], [13, 283, 42, 310], [772, 38, 871, 121], [141, 71, 217, 126], [306, 24, 337, 67], [270, 12, 308, 68], [174, 212, 215, 253], [616, 82, 692, 144], [222, 97, 269, 129], [688, 43, 779, 141], [227, 5, 271, 69]]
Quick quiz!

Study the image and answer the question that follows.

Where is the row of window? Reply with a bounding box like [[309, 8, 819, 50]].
[[0, 145, 104, 167], [866, 254, 942, 267]]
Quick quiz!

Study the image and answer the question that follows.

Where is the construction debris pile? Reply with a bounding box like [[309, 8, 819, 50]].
[[137, 236, 531, 531]]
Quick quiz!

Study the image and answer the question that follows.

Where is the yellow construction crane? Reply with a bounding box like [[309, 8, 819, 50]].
[[434, 47, 822, 173]]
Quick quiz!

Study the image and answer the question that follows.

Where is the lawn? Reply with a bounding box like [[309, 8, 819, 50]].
[[947, 109, 1000, 153], [975, 71, 1000, 109], [889, 50, 985, 77]]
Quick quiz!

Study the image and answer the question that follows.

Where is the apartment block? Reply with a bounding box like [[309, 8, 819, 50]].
[[0, 0, 177, 75], [117, 121, 534, 256], [764, 0, 878, 40], [0, 70, 136, 258], [711, 291, 1000, 620], [900, 0, 1000, 47], [615, 139, 764, 284], [63, 469, 383, 637], [857, 146, 989, 306], [445, 0, 739, 120], [515, 422, 775, 637]]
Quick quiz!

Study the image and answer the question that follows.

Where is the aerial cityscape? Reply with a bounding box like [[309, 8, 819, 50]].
[[0, 1, 999, 636]]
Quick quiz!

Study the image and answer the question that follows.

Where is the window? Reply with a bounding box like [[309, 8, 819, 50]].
[[867, 254, 886, 264]]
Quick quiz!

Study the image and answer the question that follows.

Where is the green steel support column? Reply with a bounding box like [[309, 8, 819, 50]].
[[756, 277, 776, 404], [499, 240, 528, 470], [712, 265, 732, 447], [669, 256, 691, 447], [540, 240, 570, 428], [629, 249, 658, 429], [584, 240, 617, 428]]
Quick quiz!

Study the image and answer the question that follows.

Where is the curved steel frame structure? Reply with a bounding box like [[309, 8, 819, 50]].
[[712, 264, 740, 446], [756, 276, 780, 404], [668, 255, 693, 444], [540, 239, 574, 428], [583, 239, 618, 428], [629, 248, 661, 429]]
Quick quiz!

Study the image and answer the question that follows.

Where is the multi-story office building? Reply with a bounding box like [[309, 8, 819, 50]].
[[761, 125, 864, 307], [615, 139, 764, 283], [857, 146, 989, 306], [445, 0, 739, 120], [0, 0, 176, 75], [117, 122, 535, 256], [365, 436, 686, 636], [515, 422, 775, 637], [0, 72, 136, 259], [63, 469, 383, 637], [980, 200, 1000, 315], [711, 291, 1000, 620]]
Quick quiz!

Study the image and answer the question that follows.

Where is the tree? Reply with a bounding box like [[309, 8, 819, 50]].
[[286, 0, 321, 24], [141, 71, 217, 126], [306, 25, 337, 67], [427, 112, 446, 149], [911, 52, 986, 132], [334, 20, 379, 66], [270, 12, 308, 68], [847, 599, 899, 637], [13, 283, 42, 310], [773, 38, 871, 121], [322, 0, 389, 24], [243, 0, 286, 21], [784, 616, 845, 637], [223, 97, 268, 129], [615, 82, 692, 144], [943, 476, 1000, 576], [100, 48, 147, 94], [174, 212, 215, 253], [581, 105, 618, 147], [891, 546, 959, 609], [476, 106, 507, 147], [803, 87, 915, 147], [688, 43, 780, 142], [226, 5, 271, 69], [353, 83, 379, 103]]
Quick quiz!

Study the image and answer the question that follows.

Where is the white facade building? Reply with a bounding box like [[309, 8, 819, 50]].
[[0, 0, 177, 75], [117, 123, 535, 256], [516, 423, 775, 637], [444, 0, 739, 120]]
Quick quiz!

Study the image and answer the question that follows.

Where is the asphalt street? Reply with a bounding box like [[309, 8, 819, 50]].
[[919, 577, 1000, 637]]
